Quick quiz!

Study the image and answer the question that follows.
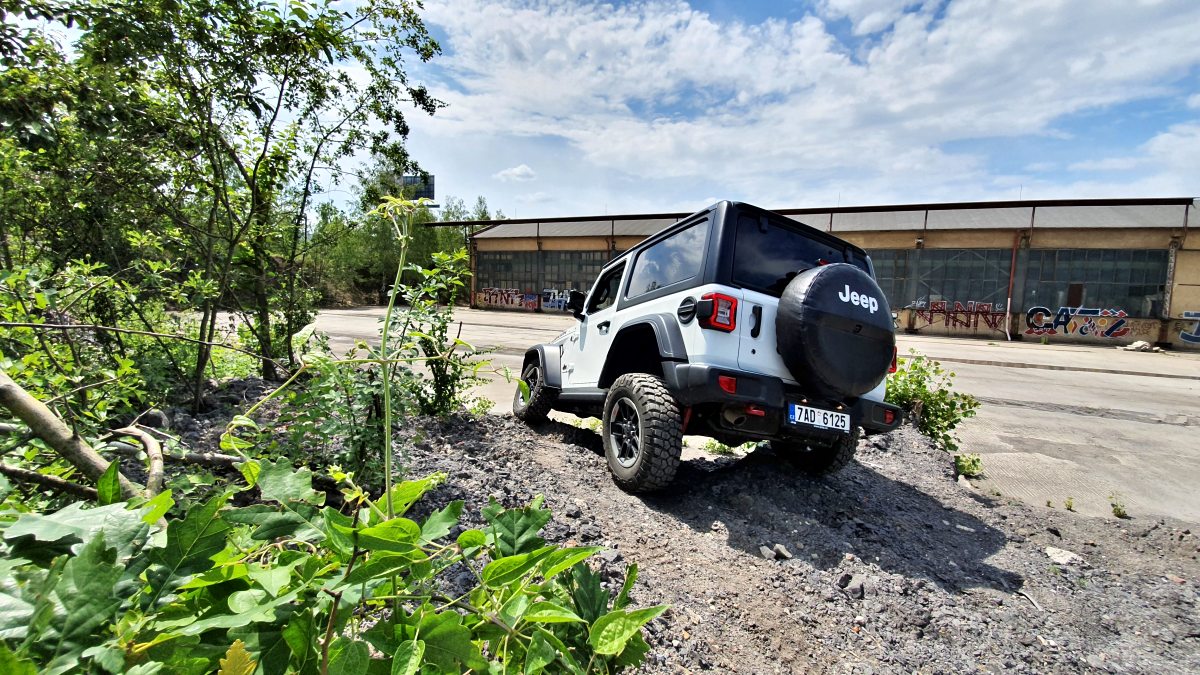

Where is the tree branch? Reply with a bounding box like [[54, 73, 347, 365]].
[[0, 370, 141, 500], [113, 426, 164, 497], [0, 462, 98, 500]]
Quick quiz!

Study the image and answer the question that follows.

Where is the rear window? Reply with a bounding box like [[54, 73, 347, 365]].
[[732, 214, 869, 296]]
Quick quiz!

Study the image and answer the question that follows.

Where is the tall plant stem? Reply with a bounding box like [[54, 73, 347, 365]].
[[378, 210, 411, 520]]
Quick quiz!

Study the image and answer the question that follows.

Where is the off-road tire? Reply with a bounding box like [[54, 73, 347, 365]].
[[513, 362, 556, 424], [771, 428, 860, 476], [602, 373, 682, 492]]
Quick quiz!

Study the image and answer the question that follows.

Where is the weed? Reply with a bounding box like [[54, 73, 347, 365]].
[[1046, 500, 1054, 508], [1109, 492, 1130, 519], [954, 453, 984, 478], [703, 438, 735, 455], [886, 350, 980, 452], [1064, 496, 1075, 512]]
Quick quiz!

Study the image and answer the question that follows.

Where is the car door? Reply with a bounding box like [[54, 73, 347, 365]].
[[562, 261, 626, 388]]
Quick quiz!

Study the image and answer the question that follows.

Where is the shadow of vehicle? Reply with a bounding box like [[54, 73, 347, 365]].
[[647, 448, 1020, 593]]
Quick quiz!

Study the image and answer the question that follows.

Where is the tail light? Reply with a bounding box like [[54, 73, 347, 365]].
[[889, 346, 898, 373], [699, 292, 737, 332]]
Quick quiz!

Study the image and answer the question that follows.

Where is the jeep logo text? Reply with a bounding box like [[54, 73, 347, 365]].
[[838, 284, 879, 314]]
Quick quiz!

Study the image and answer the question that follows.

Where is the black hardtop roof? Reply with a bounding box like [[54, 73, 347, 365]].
[[597, 201, 867, 273]]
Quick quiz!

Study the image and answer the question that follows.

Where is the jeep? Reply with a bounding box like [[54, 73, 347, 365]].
[[513, 201, 902, 492]]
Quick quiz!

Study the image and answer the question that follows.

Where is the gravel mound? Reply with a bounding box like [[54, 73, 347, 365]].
[[397, 414, 1199, 673]]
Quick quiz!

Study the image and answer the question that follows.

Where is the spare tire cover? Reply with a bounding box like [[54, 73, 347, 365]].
[[775, 263, 895, 398]]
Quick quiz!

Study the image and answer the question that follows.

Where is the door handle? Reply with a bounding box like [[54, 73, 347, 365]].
[[751, 305, 762, 338], [598, 321, 610, 335]]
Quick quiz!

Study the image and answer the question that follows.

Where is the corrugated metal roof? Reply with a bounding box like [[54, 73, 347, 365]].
[[787, 213, 832, 231], [463, 198, 1195, 240], [926, 207, 1032, 230], [472, 222, 539, 238], [1033, 204, 1186, 229], [614, 218, 677, 236], [832, 210, 925, 232]]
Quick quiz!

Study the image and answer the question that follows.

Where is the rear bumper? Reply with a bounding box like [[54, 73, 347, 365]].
[[663, 363, 902, 433]]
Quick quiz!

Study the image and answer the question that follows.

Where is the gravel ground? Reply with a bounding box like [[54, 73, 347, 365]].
[[163, 381, 1200, 673], [396, 414, 1199, 674]]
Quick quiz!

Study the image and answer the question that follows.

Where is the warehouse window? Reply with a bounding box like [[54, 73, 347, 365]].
[[907, 249, 1013, 308], [475, 251, 538, 291], [865, 249, 911, 310], [1022, 249, 1167, 317]]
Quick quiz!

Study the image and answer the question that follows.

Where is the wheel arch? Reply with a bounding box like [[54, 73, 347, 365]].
[[598, 314, 688, 388]]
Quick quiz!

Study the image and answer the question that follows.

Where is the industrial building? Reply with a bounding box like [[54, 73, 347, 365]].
[[452, 197, 1200, 349]]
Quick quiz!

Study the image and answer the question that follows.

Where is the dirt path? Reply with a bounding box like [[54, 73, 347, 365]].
[[397, 414, 1199, 673]]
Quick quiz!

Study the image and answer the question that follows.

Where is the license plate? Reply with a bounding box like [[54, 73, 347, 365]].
[[787, 404, 851, 432]]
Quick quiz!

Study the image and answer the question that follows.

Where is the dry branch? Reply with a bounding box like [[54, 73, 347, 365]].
[[113, 426, 164, 497], [0, 369, 142, 499], [0, 462, 98, 500]]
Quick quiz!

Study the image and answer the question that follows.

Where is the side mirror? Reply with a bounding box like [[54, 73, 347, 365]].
[[567, 290, 586, 320]]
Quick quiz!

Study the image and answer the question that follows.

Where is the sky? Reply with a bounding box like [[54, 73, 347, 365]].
[[399, 0, 1200, 219]]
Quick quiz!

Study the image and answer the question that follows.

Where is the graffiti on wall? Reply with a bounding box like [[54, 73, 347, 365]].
[[1180, 311, 1200, 344], [1024, 306, 1131, 339], [541, 288, 573, 312], [476, 287, 539, 310], [913, 300, 1007, 333]]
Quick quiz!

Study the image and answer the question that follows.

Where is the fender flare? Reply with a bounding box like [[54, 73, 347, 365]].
[[597, 314, 689, 387], [523, 344, 563, 390]]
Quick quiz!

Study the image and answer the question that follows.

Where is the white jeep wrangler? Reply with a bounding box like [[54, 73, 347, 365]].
[[513, 201, 901, 492]]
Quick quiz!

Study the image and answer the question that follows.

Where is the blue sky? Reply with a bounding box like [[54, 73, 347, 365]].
[[400, 0, 1200, 218]]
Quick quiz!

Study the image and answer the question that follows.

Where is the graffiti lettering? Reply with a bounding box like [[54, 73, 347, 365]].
[[541, 288, 573, 312], [1180, 311, 1200, 344], [1024, 306, 1130, 338], [914, 300, 1007, 332]]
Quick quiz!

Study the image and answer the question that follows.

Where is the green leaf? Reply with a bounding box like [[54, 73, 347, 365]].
[[4, 501, 148, 563], [612, 632, 652, 669], [140, 490, 174, 525], [538, 546, 601, 581], [49, 533, 124, 666], [357, 517, 421, 552], [223, 505, 314, 541], [257, 459, 324, 506], [420, 500, 462, 542], [533, 629, 583, 675], [568, 563, 607, 624], [523, 601, 584, 624], [390, 639, 424, 675], [383, 475, 444, 517], [614, 563, 638, 610], [147, 492, 232, 604], [328, 638, 370, 675], [238, 460, 261, 489], [417, 612, 481, 671], [0, 642, 36, 675], [482, 495, 552, 556], [481, 547, 554, 588], [456, 529, 485, 550], [523, 630, 556, 674], [282, 609, 318, 671], [177, 563, 248, 590], [247, 563, 292, 597], [498, 593, 531, 628], [97, 461, 121, 506], [340, 552, 419, 587], [588, 605, 668, 656]]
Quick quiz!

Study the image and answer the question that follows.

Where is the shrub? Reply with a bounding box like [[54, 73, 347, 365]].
[[953, 453, 984, 478], [1109, 492, 1130, 519], [0, 464, 663, 673], [886, 351, 980, 452]]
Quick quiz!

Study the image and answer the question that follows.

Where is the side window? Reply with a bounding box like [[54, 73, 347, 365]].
[[587, 263, 625, 313], [625, 220, 709, 299]]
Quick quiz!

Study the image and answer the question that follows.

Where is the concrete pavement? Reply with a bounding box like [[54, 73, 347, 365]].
[[314, 307, 1200, 524]]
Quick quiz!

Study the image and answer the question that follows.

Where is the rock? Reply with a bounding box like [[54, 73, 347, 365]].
[[759, 545, 777, 560], [1047, 526, 1062, 538], [956, 475, 974, 490], [772, 543, 794, 560], [579, 524, 602, 541], [140, 408, 170, 428], [1045, 546, 1085, 566], [565, 505, 582, 518], [1165, 573, 1187, 584], [838, 574, 867, 599]]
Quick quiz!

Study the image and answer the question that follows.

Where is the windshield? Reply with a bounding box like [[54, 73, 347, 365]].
[[732, 214, 869, 296]]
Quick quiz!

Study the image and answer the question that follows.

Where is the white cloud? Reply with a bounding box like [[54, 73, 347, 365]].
[[1068, 157, 1142, 171], [407, 0, 1200, 215], [1188, 93, 1200, 109], [492, 163, 537, 182]]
